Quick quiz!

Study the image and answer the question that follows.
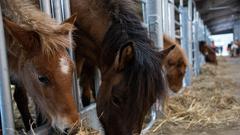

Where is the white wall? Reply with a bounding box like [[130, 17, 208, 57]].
[[210, 33, 233, 56]]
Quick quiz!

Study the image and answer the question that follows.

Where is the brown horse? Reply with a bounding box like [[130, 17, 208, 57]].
[[235, 40, 240, 47], [2, 0, 79, 133], [70, 0, 174, 134], [199, 41, 218, 65], [163, 35, 188, 93]]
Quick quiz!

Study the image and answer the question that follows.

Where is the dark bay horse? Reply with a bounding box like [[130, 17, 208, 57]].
[[199, 41, 218, 65], [70, 0, 174, 134], [163, 35, 188, 93], [1, 0, 79, 133]]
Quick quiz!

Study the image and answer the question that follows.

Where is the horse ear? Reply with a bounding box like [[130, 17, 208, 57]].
[[62, 13, 77, 25], [157, 45, 175, 63], [114, 41, 134, 71], [59, 13, 77, 34], [3, 18, 40, 51]]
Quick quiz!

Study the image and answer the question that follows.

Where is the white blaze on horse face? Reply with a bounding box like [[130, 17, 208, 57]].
[[59, 57, 69, 74]]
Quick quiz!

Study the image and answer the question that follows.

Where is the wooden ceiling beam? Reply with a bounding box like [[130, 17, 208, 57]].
[[206, 15, 238, 27], [209, 22, 234, 33]]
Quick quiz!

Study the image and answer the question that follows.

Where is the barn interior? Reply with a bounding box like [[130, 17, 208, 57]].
[[0, 0, 240, 135]]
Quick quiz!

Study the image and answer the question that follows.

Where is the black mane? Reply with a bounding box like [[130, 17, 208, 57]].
[[101, 0, 168, 125]]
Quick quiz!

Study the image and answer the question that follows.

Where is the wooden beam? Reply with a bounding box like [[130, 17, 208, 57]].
[[206, 15, 237, 27], [209, 22, 234, 33], [198, 0, 239, 15], [212, 29, 233, 35], [202, 9, 238, 22]]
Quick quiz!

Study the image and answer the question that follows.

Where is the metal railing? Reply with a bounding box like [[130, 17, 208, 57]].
[[0, 4, 15, 135]]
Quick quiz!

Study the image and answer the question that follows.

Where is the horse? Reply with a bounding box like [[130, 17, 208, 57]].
[[75, 35, 188, 107], [163, 35, 188, 93], [70, 0, 175, 134], [199, 41, 218, 65], [234, 40, 240, 56], [1, 0, 79, 133]]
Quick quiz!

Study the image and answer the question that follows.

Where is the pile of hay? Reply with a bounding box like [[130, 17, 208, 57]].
[[151, 61, 240, 133], [76, 127, 100, 135]]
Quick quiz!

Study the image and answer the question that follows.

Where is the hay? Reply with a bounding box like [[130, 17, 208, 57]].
[[76, 127, 100, 135], [151, 57, 240, 133]]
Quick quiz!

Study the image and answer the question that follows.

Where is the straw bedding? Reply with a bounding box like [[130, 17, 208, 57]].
[[147, 57, 240, 134]]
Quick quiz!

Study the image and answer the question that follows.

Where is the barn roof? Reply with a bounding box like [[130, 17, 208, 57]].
[[195, 0, 240, 34]]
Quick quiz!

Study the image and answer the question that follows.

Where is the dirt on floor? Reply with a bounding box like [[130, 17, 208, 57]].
[[146, 56, 240, 135]]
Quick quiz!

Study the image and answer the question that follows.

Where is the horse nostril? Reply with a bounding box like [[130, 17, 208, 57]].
[[64, 128, 70, 134]]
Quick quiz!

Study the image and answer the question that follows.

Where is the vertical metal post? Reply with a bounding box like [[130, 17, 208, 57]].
[[168, 0, 175, 39], [194, 11, 200, 75], [180, 5, 191, 86], [187, 0, 193, 77], [0, 5, 15, 135], [40, 0, 52, 16], [162, 0, 169, 35], [52, 0, 63, 22], [192, 7, 198, 75], [234, 19, 240, 40], [141, 0, 148, 26], [62, 0, 71, 20], [146, 0, 163, 49]]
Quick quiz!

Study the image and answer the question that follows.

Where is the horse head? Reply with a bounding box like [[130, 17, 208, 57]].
[[163, 35, 188, 92], [97, 39, 174, 134], [4, 15, 80, 133]]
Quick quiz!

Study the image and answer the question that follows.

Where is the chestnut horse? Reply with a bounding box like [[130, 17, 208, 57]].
[[70, 0, 174, 134], [1, 0, 79, 133], [199, 41, 218, 65], [163, 35, 188, 93]]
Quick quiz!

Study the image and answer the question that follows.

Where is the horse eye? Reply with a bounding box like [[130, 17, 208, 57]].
[[38, 75, 49, 85], [168, 60, 175, 66], [112, 96, 121, 107]]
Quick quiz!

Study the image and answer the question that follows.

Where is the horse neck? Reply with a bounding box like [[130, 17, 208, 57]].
[[70, 0, 111, 45]]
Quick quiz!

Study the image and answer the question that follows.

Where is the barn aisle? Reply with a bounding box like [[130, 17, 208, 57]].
[[146, 56, 240, 135]]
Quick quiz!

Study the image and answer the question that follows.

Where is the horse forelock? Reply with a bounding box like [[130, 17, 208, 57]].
[[163, 35, 188, 65], [3, 0, 74, 56]]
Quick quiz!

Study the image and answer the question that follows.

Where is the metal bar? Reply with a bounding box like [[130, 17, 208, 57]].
[[163, 0, 169, 35], [141, 107, 157, 135], [180, 5, 192, 86], [41, 0, 52, 16], [188, 0, 193, 67], [62, 0, 71, 20], [52, 0, 63, 22], [0, 5, 15, 135], [50, 0, 55, 18], [171, 0, 175, 38], [146, 0, 164, 49]]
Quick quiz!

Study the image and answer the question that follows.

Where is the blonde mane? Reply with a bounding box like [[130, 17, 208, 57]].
[[2, 0, 74, 55]]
